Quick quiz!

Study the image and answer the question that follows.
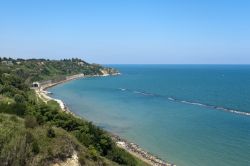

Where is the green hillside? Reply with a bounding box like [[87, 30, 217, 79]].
[[0, 57, 118, 84], [0, 113, 119, 166]]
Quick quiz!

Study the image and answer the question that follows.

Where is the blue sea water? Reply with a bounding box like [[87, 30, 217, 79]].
[[49, 65, 250, 166]]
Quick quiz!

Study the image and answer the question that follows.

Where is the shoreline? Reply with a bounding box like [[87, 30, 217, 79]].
[[35, 73, 174, 166], [111, 134, 175, 166]]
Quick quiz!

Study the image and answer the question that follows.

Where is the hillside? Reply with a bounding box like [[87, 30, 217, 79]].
[[0, 113, 119, 166], [0, 58, 146, 166], [0, 57, 118, 84]]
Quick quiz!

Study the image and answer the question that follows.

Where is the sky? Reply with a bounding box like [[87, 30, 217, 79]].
[[0, 0, 250, 64]]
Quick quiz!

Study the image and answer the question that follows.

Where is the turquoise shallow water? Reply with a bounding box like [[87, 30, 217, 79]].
[[49, 65, 250, 166]]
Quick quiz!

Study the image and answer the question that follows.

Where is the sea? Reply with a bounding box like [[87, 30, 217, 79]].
[[49, 65, 250, 166]]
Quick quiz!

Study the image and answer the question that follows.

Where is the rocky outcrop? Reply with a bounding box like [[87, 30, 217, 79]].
[[100, 68, 120, 76], [51, 151, 79, 166]]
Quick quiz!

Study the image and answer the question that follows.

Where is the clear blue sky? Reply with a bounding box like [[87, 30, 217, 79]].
[[0, 0, 249, 64]]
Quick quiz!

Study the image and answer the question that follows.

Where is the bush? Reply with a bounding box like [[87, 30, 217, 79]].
[[25, 115, 38, 128], [9, 115, 18, 122], [88, 145, 98, 161], [107, 147, 137, 166], [47, 147, 53, 156], [25, 131, 34, 143], [32, 140, 40, 154], [47, 127, 56, 138], [0, 102, 26, 116], [14, 94, 25, 103], [78, 154, 86, 165]]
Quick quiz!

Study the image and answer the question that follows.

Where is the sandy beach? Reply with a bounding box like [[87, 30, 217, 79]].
[[34, 73, 174, 166]]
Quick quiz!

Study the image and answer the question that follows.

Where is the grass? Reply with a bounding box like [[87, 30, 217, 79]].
[[0, 95, 15, 104]]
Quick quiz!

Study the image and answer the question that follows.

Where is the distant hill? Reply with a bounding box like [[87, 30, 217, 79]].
[[0, 57, 118, 84]]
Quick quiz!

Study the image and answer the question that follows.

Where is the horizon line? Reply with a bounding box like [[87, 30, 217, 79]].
[[102, 63, 250, 65]]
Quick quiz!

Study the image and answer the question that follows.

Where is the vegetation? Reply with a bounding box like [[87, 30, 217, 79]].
[[0, 58, 145, 166], [0, 57, 118, 84], [0, 114, 118, 166]]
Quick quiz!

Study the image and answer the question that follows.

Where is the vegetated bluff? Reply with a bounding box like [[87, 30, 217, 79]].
[[0, 58, 146, 166], [0, 57, 118, 84]]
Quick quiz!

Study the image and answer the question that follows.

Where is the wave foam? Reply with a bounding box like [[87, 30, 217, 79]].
[[118, 88, 250, 117], [167, 97, 250, 116], [119, 88, 126, 91], [133, 91, 153, 96]]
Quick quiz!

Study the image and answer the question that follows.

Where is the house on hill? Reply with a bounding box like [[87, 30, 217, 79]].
[[1, 61, 13, 65], [77, 61, 85, 66]]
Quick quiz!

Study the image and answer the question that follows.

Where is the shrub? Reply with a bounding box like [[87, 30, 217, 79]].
[[25, 115, 38, 128], [107, 147, 137, 166], [0, 102, 26, 116], [47, 127, 56, 138], [14, 94, 25, 103], [25, 131, 34, 143], [32, 140, 40, 154], [9, 115, 18, 122], [88, 145, 98, 161], [47, 147, 53, 156], [78, 154, 86, 165]]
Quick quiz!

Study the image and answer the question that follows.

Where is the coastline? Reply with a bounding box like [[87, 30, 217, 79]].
[[35, 73, 174, 166], [35, 74, 86, 115], [111, 134, 175, 166]]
